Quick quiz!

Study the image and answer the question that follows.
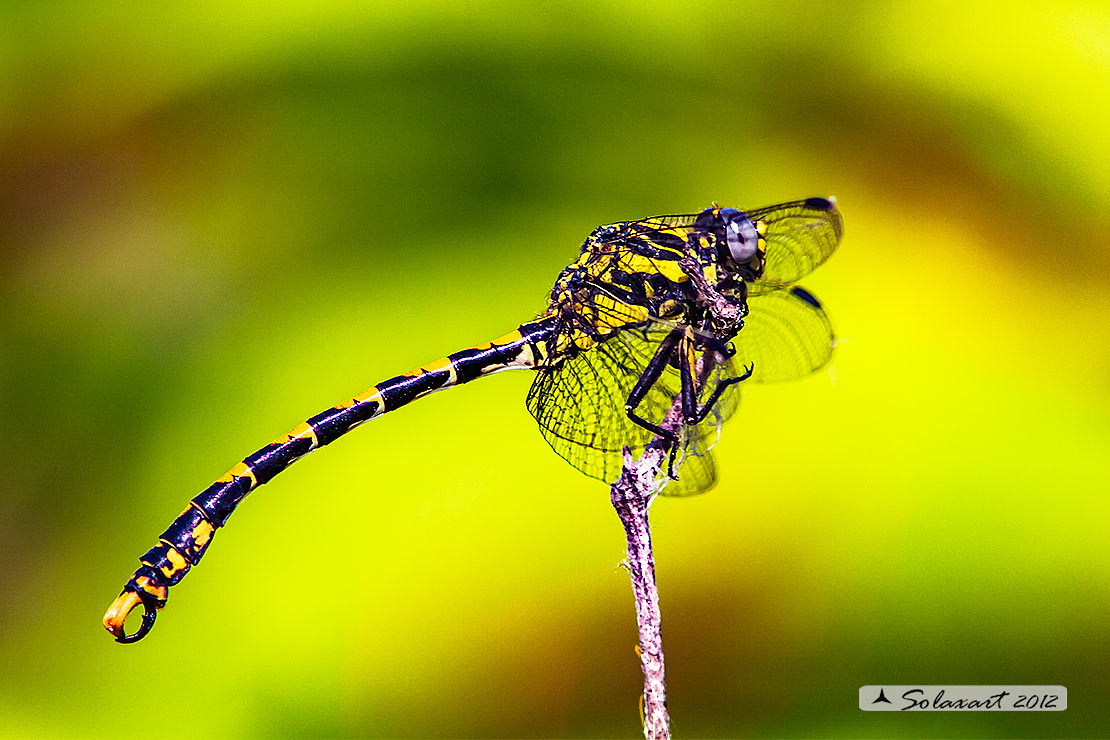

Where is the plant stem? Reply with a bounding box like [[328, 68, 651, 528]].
[[612, 439, 672, 740]]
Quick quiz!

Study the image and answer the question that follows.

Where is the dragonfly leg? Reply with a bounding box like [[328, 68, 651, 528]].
[[625, 327, 684, 478], [675, 335, 749, 458], [703, 334, 737, 359], [624, 333, 681, 442], [686, 361, 754, 425]]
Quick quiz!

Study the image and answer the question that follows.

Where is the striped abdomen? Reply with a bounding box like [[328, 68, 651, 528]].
[[104, 317, 559, 642]]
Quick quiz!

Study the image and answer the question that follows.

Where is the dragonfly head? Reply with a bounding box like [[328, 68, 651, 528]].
[[697, 207, 766, 282]]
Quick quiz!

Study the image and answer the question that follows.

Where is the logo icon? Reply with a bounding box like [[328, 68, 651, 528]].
[[871, 688, 892, 705]]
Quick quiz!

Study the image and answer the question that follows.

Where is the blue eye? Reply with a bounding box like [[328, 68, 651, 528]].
[[721, 209, 759, 262]]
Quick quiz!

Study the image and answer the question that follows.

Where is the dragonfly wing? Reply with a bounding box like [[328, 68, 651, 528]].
[[527, 327, 669, 485], [734, 286, 834, 383], [660, 450, 719, 497], [746, 198, 843, 295], [526, 322, 745, 489], [590, 198, 842, 296]]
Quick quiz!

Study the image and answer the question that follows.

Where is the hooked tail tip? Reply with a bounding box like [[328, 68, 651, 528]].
[[103, 591, 157, 643]]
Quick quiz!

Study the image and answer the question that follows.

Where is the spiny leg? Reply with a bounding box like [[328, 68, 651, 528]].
[[671, 334, 752, 477], [624, 327, 684, 478], [686, 361, 754, 425]]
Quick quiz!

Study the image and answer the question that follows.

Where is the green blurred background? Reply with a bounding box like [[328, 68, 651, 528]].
[[1, 2, 1107, 738]]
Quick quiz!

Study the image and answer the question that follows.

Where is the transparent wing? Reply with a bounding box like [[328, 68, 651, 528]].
[[592, 214, 698, 245], [585, 198, 841, 293], [526, 315, 743, 492], [585, 218, 691, 263], [745, 198, 843, 294], [735, 286, 834, 383], [659, 449, 718, 498], [527, 328, 659, 485]]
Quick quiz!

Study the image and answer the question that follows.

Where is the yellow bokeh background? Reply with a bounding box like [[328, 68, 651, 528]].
[[1, 2, 1107, 738]]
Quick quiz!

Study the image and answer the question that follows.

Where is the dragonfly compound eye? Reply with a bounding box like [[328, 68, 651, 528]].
[[719, 209, 760, 263]]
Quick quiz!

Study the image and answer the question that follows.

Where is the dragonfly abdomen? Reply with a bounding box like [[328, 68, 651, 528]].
[[104, 317, 559, 643]]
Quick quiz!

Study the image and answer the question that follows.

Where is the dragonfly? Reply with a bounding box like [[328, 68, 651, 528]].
[[104, 197, 842, 643]]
